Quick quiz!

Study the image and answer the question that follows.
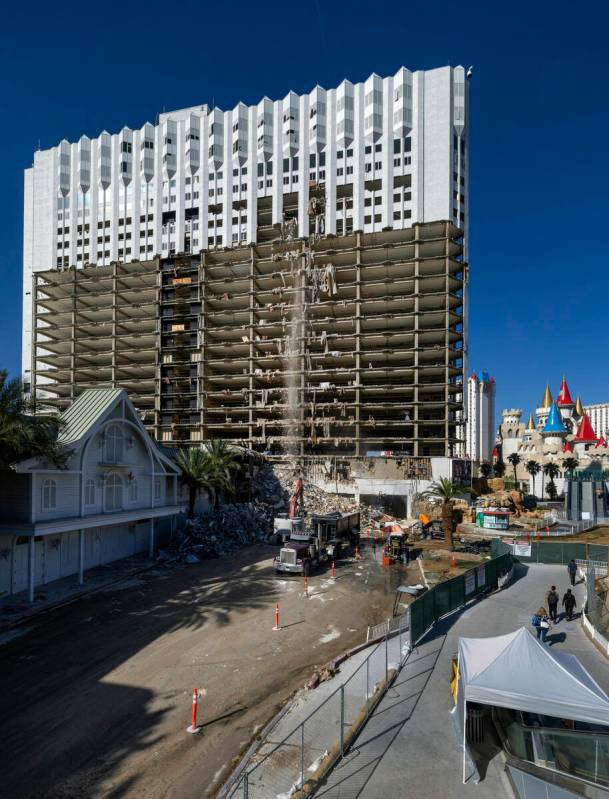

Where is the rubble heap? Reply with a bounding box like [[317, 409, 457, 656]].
[[254, 462, 378, 535], [170, 502, 275, 562], [166, 460, 384, 564]]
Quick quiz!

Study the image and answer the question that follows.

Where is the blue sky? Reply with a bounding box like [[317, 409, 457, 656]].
[[1, 0, 607, 421]]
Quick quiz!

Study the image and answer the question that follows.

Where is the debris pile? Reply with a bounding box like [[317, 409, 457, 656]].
[[159, 502, 274, 563], [254, 461, 378, 535], [167, 459, 387, 564]]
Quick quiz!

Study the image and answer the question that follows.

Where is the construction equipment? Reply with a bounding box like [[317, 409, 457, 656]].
[[311, 511, 360, 559], [383, 529, 409, 564], [288, 475, 304, 519], [274, 510, 360, 575]]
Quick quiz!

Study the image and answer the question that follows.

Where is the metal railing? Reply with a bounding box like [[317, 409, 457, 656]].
[[224, 612, 410, 798]]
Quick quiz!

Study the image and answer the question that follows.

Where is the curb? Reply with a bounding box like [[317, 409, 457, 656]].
[[0, 559, 160, 633]]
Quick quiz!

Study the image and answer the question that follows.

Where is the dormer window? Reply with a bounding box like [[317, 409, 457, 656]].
[[104, 425, 123, 463]]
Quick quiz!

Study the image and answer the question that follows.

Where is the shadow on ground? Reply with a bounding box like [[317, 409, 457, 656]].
[[0, 545, 281, 798]]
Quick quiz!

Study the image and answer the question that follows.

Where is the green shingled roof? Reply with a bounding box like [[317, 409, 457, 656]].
[[58, 388, 125, 446]]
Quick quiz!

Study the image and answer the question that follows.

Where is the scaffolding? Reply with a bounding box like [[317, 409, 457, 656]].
[[32, 220, 465, 457]]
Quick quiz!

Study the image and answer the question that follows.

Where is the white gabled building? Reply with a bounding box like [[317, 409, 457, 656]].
[[0, 388, 184, 601]]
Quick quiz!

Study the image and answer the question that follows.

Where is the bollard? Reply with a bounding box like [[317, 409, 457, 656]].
[[355, 545, 360, 561], [186, 688, 201, 734], [273, 602, 280, 631], [331, 560, 335, 579], [450, 555, 457, 568], [545, 525, 550, 537], [304, 575, 309, 598]]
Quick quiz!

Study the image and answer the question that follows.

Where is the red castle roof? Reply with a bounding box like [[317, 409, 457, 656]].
[[596, 436, 607, 449], [557, 375, 574, 407], [563, 441, 573, 453], [574, 414, 597, 443]]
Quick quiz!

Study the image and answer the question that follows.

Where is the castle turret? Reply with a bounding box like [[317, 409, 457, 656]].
[[557, 375, 575, 424], [537, 384, 553, 429], [541, 401, 567, 450], [574, 413, 597, 456]]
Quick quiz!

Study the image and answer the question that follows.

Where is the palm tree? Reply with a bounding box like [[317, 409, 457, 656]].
[[479, 461, 493, 479], [563, 457, 579, 476], [493, 460, 506, 478], [0, 371, 65, 468], [422, 477, 464, 550], [174, 448, 213, 518], [507, 452, 521, 486], [525, 460, 541, 496], [543, 461, 560, 501], [175, 440, 241, 516]]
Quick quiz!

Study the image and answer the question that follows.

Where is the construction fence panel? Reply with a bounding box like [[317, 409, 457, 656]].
[[410, 587, 435, 643], [433, 578, 456, 619], [409, 552, 514, 646], [589, 544, 609, 563]]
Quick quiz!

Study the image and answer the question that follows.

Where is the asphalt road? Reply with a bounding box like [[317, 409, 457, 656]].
[[0, 544, 403, 799]]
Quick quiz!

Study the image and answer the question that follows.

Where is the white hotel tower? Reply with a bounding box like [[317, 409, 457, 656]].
[[23, 66, 469, 456], [23, 66, 469, 383]]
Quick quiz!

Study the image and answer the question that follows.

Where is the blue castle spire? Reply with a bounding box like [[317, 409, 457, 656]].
[[542, 401, 567, 435]]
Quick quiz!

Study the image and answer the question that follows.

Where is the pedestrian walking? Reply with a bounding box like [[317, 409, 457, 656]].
[[562, 589, 577, 621], [546, 585, 559, 622], [532, 607, 551, 643], [567, 559, 577, 587]]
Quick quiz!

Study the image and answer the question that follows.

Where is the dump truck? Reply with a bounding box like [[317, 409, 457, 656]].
[[273, 511, 360, 575], [273, 530, 328, 575], [311, 511, 360, 560]]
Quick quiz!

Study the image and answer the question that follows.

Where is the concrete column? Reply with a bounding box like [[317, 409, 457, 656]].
[[78, 529, 85, 585], [149, 518, 155, 558], [28, 536, 35, 603]]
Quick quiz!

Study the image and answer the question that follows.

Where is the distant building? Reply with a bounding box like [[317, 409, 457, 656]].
[[584, 403, 609, 440], [465, 372, 496, 461], [0, 389, 184, 601]]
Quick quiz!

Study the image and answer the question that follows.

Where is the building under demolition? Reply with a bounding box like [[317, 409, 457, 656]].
[[24, 66, 469, 458]]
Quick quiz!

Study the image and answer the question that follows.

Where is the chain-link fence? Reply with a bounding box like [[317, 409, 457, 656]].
[[225, 613, 410, 798]]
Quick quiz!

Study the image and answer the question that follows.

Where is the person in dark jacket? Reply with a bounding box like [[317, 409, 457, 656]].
[[562, 588, 577, 620], [567, 559, 577, 586], [546, 585, 559, 622]]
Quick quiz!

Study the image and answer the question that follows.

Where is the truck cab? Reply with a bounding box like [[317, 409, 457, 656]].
[[273, 531, 328, 575]]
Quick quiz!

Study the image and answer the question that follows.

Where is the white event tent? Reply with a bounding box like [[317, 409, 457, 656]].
[[452, 627, 609, 783]]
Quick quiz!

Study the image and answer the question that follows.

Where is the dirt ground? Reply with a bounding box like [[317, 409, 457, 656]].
[[0, 543, 406, 799]]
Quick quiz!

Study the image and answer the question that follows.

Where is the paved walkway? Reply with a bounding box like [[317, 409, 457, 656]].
[[314, 563, 602, 798]]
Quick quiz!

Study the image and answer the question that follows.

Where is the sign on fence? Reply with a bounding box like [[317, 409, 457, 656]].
[[476, 566, 486, 588], [465, 572, 476, 595], [513, 542, 532, 557]]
